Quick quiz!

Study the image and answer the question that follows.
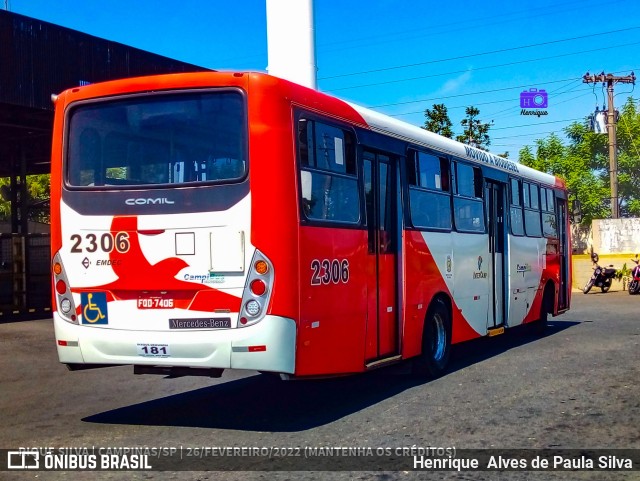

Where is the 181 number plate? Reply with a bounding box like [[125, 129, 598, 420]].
[[136, 343, 170, 357]]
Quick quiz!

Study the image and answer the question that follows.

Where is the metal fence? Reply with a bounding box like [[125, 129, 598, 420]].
[[0, 233, 51, 321]]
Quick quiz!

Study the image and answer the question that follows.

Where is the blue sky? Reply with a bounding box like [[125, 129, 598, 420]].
[[9, 0, 639, 158]]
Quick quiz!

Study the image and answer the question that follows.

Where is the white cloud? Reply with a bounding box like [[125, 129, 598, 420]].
[[439, 69, 473, 95]]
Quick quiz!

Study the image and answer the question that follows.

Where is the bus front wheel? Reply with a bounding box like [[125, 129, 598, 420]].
[[413, 298, 451, 378]]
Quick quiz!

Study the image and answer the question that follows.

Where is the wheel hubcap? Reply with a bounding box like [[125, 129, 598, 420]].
[[432, 314, 446, 361]]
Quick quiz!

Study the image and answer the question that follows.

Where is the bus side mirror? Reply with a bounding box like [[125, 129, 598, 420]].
[[571, 199, 582, 224]]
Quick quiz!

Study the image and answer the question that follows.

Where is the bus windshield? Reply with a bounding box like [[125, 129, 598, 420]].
[[66, 90, 247, 188]]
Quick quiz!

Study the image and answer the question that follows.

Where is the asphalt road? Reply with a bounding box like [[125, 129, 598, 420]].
[[1, 290, 638, 480]]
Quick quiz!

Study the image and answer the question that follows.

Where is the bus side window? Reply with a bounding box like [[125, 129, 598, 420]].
[[297, 119, 312, 167], [452, 162, 484, 233], [541, 187, 558, 237], [297, 117, 359, 224], [407, 150, 451, 230], [509, 178, 524, 236], [523, 182, 542, 237]]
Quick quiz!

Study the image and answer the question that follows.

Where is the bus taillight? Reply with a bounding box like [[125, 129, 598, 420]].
[[60, 298, 73, 315], [52, 253, 78, 324], [245, 300, 261, 316], [55, 279, 67, 295], [254, 260, 269, 275], [250, 279, 267, 296], [238, 250, 274, 327]]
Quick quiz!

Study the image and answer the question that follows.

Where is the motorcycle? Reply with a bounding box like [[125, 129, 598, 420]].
[[628, 255, 640, 295], [583, 252, 617, 294]]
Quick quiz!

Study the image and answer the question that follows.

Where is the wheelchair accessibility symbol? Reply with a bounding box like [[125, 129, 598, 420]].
[[81, 292, 108, 324]]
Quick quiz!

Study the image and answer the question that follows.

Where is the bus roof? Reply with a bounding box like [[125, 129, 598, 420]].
[[55, 70, 563, 189], [347, 102, 561, 188]]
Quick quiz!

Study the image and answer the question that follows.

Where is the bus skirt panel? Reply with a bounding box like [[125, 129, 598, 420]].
[[53, 313, 297, 374]]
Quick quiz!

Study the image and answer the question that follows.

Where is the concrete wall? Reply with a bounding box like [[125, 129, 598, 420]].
[[592, 218, 640, 254], [571, 218, 640, 290], [571, 224, 592, 254]]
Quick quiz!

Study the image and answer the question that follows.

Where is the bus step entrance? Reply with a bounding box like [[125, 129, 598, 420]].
[[487, 326, 505, 337]]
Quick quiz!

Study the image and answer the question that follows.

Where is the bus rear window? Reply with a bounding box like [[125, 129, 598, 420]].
[[66, 91, 247, 188]]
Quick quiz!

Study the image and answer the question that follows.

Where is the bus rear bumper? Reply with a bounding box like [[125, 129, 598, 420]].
[[53, 314, 297, 374]]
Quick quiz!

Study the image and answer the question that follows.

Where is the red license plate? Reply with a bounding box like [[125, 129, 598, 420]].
[[137, 296, 174, 309]]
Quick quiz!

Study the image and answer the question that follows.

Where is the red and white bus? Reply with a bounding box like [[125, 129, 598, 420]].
[[50, 72, 571, 379]]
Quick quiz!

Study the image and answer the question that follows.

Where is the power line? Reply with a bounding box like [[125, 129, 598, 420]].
[[492, 118, 583, 131], [324, 41, 640, 92], [319, 25, 640, 81], [583, 71, 636, 218], [550, 79, 586, 96], [380, 69, 637, 120], [390, 98, 515, 117], [492, 143, 537, 147], [485, 70, 639, 121], [492, 130, 567, 140], [389, 85, 589, 118], [208, 0, 626, 69], [488, 95, 640, 147], [370, 76, 585, 108], [325, 41, 640, 94], [317, 0, 604, 51], [488, 90, 589, 122]]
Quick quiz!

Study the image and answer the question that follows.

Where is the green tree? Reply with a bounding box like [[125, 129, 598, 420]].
[[0, 174, 51, 225], [616, 98, 640, 216], [456, 106, 493, 150], [519, 97, 640, 224], [519, 133, 608, 225], [422, 103, 454, 138]]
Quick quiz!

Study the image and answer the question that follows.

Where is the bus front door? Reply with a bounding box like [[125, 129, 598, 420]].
[[556, 197, 570, 311], [363, 151, 400, 361]]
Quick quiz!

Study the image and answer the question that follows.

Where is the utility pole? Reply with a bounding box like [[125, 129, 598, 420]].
[[583, 71, 636, 218]]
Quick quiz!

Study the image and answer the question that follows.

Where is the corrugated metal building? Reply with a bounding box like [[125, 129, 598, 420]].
[[0, 9, 210, 320]]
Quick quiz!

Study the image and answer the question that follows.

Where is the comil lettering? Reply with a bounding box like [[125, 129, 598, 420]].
[[125, 198, 175, 206]]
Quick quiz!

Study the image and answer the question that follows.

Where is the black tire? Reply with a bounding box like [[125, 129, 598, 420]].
[[629, 281, 638, 295], [583, 279, 594, 294], [601, 283, 611, 293], [531, 287, 552, 335], [413, 298, 451, 378]]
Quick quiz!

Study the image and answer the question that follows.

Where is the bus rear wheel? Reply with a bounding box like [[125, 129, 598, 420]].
[[531, 286, 553, 335], [413, 298, 451, 378]]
